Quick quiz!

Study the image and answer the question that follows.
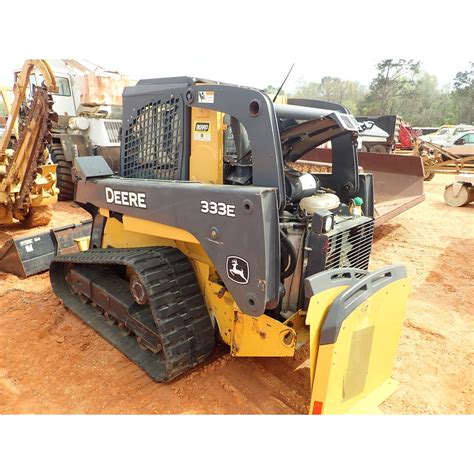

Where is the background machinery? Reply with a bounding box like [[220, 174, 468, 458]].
[[0, 60, 95, 277], [356, 114, 418, 153], [444, 174, 474, 206], [21, 59, 135, 200], [0, 60, 58, 227], [411, 137, 474, 181], [0, 85, 13, 136], [354, 113, 474, 184], [49, 77, 411, 414]]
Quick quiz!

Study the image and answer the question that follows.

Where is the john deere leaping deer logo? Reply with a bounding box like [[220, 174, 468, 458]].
[[226, 256, 249, 285]]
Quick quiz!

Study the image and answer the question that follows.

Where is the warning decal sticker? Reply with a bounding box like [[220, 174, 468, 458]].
[[194, 122, 211, 141], [198, 91, 215, 104]]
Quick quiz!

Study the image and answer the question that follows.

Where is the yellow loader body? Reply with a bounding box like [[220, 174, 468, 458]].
[[92, 213, 410, 414], [47, 77, 412, 414]]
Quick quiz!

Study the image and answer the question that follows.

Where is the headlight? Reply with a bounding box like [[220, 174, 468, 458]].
[[311, 210, 334, 234], [324, 215, 334, 232]]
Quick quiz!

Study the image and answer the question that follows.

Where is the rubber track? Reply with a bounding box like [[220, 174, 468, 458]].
[[50, 247, 215, 382]]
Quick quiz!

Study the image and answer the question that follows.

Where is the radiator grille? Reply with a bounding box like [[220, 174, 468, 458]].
[[104, 120, 121, 143], [122, 97, 182, 180], [325, 219, 374, 271]]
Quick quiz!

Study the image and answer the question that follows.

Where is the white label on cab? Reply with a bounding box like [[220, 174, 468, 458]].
[[194, 122, 211, 141], [198, 91, 215, 104], [105, 186, 147, 209]]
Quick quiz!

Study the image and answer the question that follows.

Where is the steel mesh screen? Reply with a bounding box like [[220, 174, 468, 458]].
[[122, 97, 182, 180], [325, 220, 374, 271]]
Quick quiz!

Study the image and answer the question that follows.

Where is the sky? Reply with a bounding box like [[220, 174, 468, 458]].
[[0, 0, 472, 92]]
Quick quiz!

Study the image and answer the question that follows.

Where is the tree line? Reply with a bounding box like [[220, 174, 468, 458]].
[[266, 60, 474, 127]]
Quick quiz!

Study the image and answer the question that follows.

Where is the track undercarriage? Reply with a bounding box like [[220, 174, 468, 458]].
[[50, 247, 215, 381]]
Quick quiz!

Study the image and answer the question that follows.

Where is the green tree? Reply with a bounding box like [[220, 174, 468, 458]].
[[451, 63, 474, 124], [291, 77, 366, 113], [362, 59, 420, 115], [263, 85, 285, 100], [390, 72, 456, 126]]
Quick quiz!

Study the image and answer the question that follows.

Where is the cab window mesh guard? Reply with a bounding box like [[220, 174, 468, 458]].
[[121, 97, 183, 180]]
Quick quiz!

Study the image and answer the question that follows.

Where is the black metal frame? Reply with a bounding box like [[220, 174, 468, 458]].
[[77, 78, 371, 317], [120, 78, 362, 208], [121, 78, 192, 181]]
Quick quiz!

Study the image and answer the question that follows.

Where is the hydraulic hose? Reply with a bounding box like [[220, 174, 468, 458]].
[[280, 229, 297, 280]]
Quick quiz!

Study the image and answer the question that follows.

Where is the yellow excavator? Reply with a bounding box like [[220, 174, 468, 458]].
[[0, 59, 58, 227], [49, 77, 411, 414]]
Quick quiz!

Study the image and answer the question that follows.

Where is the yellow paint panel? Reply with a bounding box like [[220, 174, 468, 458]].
[[102, 217, 175, 249], [285, 311, 310, 348], [306, 285, 349, 386], [99, 208, 110, 218], [189, 108, 224, 184], [123, 215, 199, 244], [195, 264, 298, 355], [346, 379, 399, 414], [231, 313, 295, 357], [309, 278, 411, 414], [203, 280, 236, 346]]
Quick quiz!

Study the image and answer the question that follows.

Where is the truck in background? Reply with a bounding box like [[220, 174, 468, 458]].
[[18, 59, 135, 200], [356, 114, 418, 153]]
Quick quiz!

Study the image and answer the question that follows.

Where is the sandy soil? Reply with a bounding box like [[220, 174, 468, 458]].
[[0, 176, 472, 414]]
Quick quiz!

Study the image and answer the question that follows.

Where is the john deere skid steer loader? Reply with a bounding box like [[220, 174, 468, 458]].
[[50, 77, 411, 414]]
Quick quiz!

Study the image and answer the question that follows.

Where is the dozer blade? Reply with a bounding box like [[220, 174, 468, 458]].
[[298, 148, 425, 225], [305, 265, 410, 414], [0, 220, 92, 277]]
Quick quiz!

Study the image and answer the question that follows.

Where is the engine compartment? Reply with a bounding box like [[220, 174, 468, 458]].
[[222, 110, 375, 317]]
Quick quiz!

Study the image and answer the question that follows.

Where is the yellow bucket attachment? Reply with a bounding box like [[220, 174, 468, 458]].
[[305, 265, 410, 414]]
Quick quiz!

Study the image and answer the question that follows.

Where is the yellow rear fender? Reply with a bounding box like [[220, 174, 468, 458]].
[[306, 265, 410, 414], [305, 267, 369, 388]]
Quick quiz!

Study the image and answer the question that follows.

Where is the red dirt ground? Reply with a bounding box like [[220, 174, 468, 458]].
[[0, 177, 472, 414]]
